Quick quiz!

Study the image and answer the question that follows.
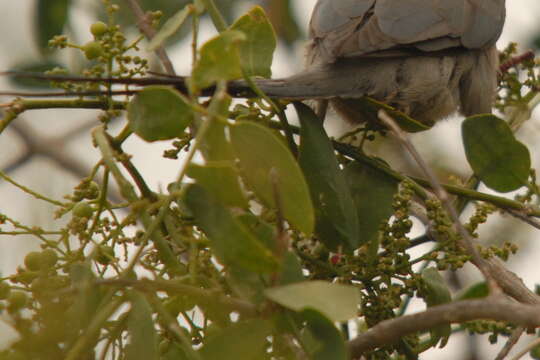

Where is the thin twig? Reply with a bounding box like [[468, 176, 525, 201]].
[[123, 0, 176, 75], [495, 326, 525, 360], [509, 336, 540, 360], [348, 297, 540, 356], [506, 209, 540, 230], [499, 50, 535, 74]]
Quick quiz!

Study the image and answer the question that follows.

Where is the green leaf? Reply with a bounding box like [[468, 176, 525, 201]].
[[237, 213, 276, 250], [230, 6, 276, 78], [127, 86, 192, 142], [301, 310, 348, 360], [147, 6, 192, 51], [265, 281, 360, 322], [462, 115, 531, 192], [67, 264, 102, 336], [184, 184, 278, 273], [279, 252, 305, 285], [200, 93, 234, 162], [343, 161, 398, 246], [199, 319, 272, 360], [186, 163, 248, 208], [229, 121, 315, 235], [36, 0, 71, 54], [455, 282, 488, 300], [126, 291, 158, 360], [421, 268, 452, 348], [191, 30, 246, 91], [296, 102, 359, 250]]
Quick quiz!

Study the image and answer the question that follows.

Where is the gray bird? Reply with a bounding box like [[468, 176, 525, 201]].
[[3, 0, 507, 127], [256, 0, 506, 126]]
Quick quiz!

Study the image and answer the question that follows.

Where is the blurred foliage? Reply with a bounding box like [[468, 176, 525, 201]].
[[0, 1, 539, 360]]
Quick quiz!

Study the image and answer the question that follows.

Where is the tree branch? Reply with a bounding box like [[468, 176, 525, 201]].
[[348, 297, 540, 357]]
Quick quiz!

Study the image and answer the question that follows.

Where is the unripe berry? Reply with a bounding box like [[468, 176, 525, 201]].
[[90, 21, 108, 37], [83, 41, 103, 60]]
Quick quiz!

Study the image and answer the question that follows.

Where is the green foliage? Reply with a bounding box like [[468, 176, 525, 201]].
[[0, 3, 539, 360], [229, 120, 315, 235], [297, 102, 359, 250], [462, 114, 531, 192], [127, 86, 193, 141]]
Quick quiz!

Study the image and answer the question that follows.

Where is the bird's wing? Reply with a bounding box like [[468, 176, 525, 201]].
[[309, 0, 506, 62]]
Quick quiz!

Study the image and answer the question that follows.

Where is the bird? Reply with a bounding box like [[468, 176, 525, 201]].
[[2, 0, 507, 127], [254, 0, 506, 126]]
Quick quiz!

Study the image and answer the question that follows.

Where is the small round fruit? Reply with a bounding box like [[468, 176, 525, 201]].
[[83, 41, 103, 60], [90, 21, 108, 37], [72, 201, 94, 218], [24, 251, 42, 271], [40, 249, 58, 269]]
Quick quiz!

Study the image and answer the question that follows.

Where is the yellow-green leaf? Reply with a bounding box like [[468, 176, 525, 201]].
[[229, 121, 315, 235], [462, 114, 531, 192], [296, 102, 359, 250], [183, 184, 278, 273], [191, 30, 246, 91], [127, 86, 192, 142], [265, 281, 360, 322], [230, 6, 276, 78], [186, 163, 247, 208]]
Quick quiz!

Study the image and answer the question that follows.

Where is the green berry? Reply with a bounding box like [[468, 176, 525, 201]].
[[40, 249, 58, 269], [72, 201, 94, 218], [7, 291, 27, 312], [90, 21, 108, 37], [24, 251, 42, 271], [83, 41, 103, 60]]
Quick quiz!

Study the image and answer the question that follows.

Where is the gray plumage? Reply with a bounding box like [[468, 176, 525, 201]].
[[255, 0, 506, 125]]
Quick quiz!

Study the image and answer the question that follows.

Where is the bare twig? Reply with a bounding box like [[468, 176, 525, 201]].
[[499, 50, 535, 74], [123, 0, 176, 75], [378, 110, 500, 292], [495, 326, 525, 360], [506, 209, 540, 230], [348, 297, 540, 356], [509, 336, 540, 360]]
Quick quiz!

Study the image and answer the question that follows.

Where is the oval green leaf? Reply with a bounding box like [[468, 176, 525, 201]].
[[126, 290, 159, 360], [229, 121, 315, 235], [462, 114, 531, 192], [191, 30, 246, 91], [199, 320, 272, 360], [127, 86, 192, 142], [296, 102, 359, 250], [230, 6, 276, 78], [301, 309, 348, 360], [265, 281, 360, 322], [186, 162, 248, 208], [343, 161, 398, 246], [183, 184, 278, 273]]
